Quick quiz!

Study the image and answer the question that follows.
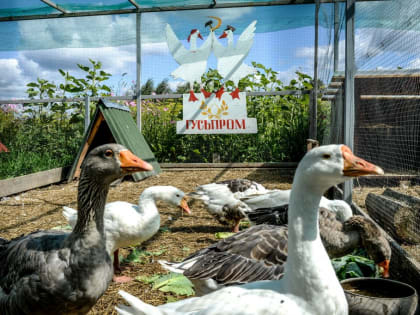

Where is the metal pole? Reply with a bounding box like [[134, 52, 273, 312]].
[[310, 0, 319, 140], [136, 12, 142, 131], [343, 0, 355, 203], [84, 95, 90, 132], [334, 0, 340, 72]]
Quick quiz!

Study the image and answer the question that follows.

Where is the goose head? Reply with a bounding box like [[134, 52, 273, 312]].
[[219, 25, 235, 39], [295, 145, 384, 195], [326, 200, 353, 222], [187, 29, 203, 42], [81, 144, 153, 185], [159, 186, 191, 214]]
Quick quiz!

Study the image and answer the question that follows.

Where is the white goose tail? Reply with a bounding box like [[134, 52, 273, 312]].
[[158, 258, 199, 274], [62, 206, 78, 228], [116, 290, 166, 315]]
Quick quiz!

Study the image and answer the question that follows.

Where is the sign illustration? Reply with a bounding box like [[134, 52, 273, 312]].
[[166, 17, 258, 134]]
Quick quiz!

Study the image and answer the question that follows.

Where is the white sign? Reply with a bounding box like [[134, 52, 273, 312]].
[[176, 92, 258, 134]]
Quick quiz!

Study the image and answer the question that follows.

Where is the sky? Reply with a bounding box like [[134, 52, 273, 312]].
[[1, 1, 420, 101]]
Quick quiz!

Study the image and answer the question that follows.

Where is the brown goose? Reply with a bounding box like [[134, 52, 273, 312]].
[[0, 144, 152, 315], [160, 207, 391, 296]]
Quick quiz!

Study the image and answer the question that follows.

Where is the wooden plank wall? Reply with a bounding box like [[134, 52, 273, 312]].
[[0, 167, 69, 198], [0, 163, 298, 197]]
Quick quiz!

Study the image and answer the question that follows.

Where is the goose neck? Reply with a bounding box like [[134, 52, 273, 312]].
[[138, 187, 161, 216], [70, 175, 109, 243], [190, 36, 198, 51], [227, 33, 234, 46]]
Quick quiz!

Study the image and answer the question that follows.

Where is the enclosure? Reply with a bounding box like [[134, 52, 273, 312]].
[[0, 0, 419, 314]]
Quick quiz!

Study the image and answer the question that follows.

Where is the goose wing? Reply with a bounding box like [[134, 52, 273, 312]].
[[0, 231, 71, 313], [235, 20, 257, 55], [216, 178, 267, 197], [240, 189, 291, 210], [165, 225, 288, 285], [247, 204, 289, 225], [165, 24, 190, 64]]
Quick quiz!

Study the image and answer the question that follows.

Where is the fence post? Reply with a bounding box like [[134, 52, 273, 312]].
[[343, 0, 355, 203], [84, 95, 90, 132]]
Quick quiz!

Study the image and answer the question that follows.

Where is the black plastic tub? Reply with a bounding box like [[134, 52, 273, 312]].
[[341, 277, 418, 315]]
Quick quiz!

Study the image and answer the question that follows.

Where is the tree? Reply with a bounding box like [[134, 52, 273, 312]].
[[141, 79, 154, 95], [155, 79, 172, 94]]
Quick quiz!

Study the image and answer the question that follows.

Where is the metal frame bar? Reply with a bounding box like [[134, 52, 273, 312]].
[[360, 95, 420, 100], [128, 0, 141, 9], [0, 90, 310, 105], [40, 0, 69, 14], [136, 12, 142, 130], [343, 0, 355, 203], [0, 0, 386, 22], [309, 0, 319, 140], [333, 0, 340, 72]]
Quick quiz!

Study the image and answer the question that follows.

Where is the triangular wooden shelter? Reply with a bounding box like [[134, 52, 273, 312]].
[[67, 99, 160, 182]]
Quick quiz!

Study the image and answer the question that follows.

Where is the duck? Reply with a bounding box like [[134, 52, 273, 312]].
[[212, 21, 257, 100], [242, 190, 353, 222], [62, 185, 191, 283], [116, 144, 384, 315], [188, 179, 265, 232], [166, 24, 212, 102], [0, 143, 153, 315], [160, 207, 391, 296]]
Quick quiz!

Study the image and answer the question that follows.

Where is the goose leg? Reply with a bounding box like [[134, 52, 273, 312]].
[[232, 220, 241, 233], [112, 249, 133, 283]]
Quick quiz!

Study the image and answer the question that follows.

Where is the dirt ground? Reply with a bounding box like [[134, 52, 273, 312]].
[[1, 169, 419, 314], [0, 168, 293, 314]]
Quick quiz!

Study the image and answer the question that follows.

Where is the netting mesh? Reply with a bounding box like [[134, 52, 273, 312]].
[[324, 0, 420, 299]]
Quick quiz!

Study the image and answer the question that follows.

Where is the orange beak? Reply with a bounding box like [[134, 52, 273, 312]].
[[341, 146, 384, 177], [119, 150, 153, 173], [179, 197, 191, 214], [378, 259, 390, 278], [219, 31, 227, 39]]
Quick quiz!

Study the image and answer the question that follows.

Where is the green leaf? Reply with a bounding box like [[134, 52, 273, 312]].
[[152, 273, 195, 296], [215, 232, 235, 239], [51, 224, 72, 230], [136, 273, 195, 296], [26, 82, 39, 87], [77, 64, 90, 72], [166, 296, 179, 303], [135, 274, 161, 284]]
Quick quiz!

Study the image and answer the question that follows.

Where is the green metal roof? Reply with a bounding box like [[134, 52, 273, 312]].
[[68, 99, 160, 182]]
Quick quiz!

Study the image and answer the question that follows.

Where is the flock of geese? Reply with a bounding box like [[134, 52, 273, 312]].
[[0, 143, 389, 314]]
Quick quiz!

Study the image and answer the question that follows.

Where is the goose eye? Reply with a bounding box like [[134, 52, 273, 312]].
[[176, 194, 180, 197], [322, 154, 331, 159], [105, 150, 113, 157]]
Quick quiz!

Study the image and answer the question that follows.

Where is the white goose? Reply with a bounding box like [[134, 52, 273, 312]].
[[116, 144, 384, 315], [63, 186, 190, 283], [213, 21, 257, 100], [188, 179, 265, 232], [160, 208, 391, 296], [166, 24, 212, 102], [242, 190, 353, 222]]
